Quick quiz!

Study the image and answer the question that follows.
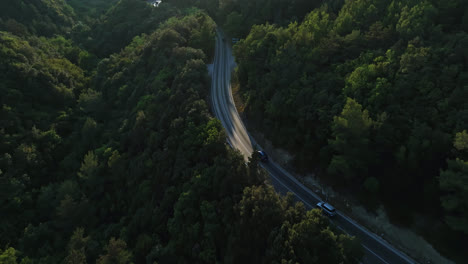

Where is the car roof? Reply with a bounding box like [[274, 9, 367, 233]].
[[323, 203, 335, 211], [258, 150, 266, 156]]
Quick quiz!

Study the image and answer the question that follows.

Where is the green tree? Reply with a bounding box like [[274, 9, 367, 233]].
[[0, 247, 17, 264], [78, 90, 102, 114], [228, 185, 285, 263], [328, 98, 376, 183], [454, 130, 468, 153], [396, 1, 438, 39], [64, 228, 89, 264], [96, 238, 132, 264], [440, 130, 468, 234], [440, 158, 468, 234], [77, 151, 99, 181]]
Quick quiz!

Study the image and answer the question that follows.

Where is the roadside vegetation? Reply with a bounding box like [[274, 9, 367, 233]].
[[0, 0, 362, 263]]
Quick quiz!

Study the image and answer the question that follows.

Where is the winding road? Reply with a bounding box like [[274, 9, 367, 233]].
[[210, 29, 417, 264]]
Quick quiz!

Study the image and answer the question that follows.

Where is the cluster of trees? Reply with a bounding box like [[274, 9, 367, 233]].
[[0, 0, 183, 58], [75, 0, 181, 57], [233, 0, 467, 260], [65, 0, 120, 23], [168, 0, 344, 37], [0, 0, 75, 37], [1, 1, 363, 263]]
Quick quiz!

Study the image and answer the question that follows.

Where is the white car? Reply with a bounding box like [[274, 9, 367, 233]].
[[316, 201, 336, 217]]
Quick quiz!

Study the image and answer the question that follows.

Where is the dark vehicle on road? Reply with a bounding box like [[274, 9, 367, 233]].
[[257, 150, 269, 162], [316, 202, 336, 217]]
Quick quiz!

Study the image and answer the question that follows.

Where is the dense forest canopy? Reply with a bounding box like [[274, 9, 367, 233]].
[[0, 0, 363, 263], [231, 0, 468, 261], [66, 0, 120, 21], [80, 0, 181, 57], [168, 0, 345, 37], [0, 0, 75, 37]]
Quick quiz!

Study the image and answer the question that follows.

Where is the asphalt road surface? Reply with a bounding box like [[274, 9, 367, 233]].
[[210, 29, 417, 264]]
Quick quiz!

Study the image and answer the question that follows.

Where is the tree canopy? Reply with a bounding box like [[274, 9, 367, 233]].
[[0, 1, 362, 263], [233, 0, 467, 261]]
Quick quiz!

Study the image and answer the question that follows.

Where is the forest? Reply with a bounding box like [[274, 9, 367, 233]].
[[0, 0, 363, 263], [224, 0, 467, 261]]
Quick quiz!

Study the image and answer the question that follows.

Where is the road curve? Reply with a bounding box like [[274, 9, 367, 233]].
[[210, 29, 417, 264], [210, 29, 253, 159]]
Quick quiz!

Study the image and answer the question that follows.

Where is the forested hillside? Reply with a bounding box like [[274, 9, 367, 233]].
[[81, 0, 180, 57], [66, 0, 120, 21], [233, 0, 468, 260], [0, 0, 75, 37], [0, 0, 362, 263], [169, 0, 343, 37]]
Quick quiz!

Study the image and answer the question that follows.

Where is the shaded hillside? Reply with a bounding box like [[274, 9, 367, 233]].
[[66, 0, 120, 21], [0, 0, 75, 36], [85, 0, 179, 57]]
